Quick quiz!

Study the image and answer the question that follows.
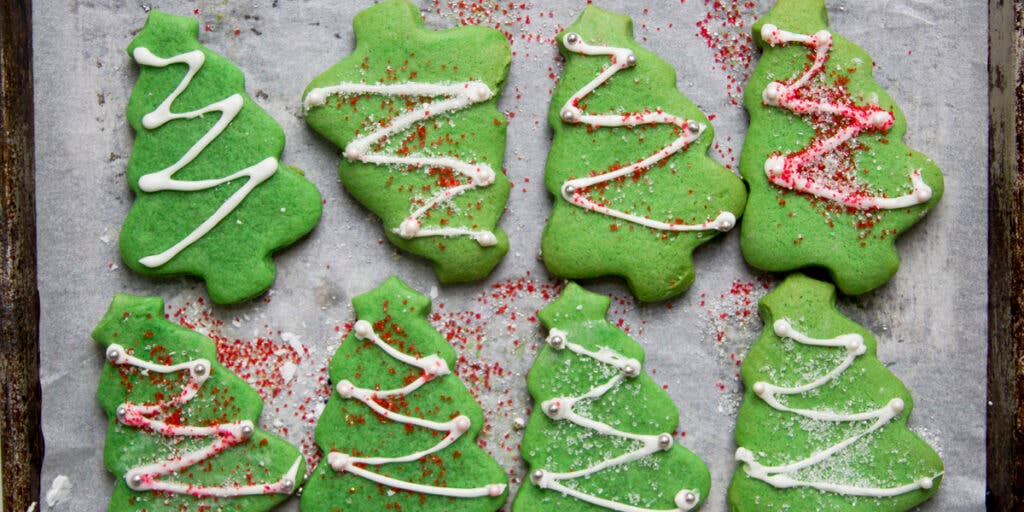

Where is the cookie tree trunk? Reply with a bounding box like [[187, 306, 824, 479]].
[[514, 282, 711, 511], [300, 277, 507, 512], [729, 274, 943, 511]]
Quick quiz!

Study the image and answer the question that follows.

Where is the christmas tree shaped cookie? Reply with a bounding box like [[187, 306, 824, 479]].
[[739, 0, 943, 295], [300, 277, 507, 511], [120, 11, 322, 304], [541, 6, 747, 302], [303, 0, 511, 283], [92, 293, 304, 511], [514, 283, 712, 511], [730, 274, 943, 511]]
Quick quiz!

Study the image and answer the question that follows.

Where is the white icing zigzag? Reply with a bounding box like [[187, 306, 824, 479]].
[[304, 82, 499, 246], [326, 320, 506, 499], [132, 48, 279, 268], [529, 328, 701, 512], [734, 319, 942, 497], [759, 24, 932, 210], [556, 32, 736, 234], [104, 343, 300, 498]]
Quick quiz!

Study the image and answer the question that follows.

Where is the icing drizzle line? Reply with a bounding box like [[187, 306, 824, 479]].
[[759, 25, 932, 210], [326, 320, 506, 499], [734, 319, 942, 497], [556, 32, 736, 233], [132, 48, 279, 268], [304, 82, 499, 246], [529, 328, 701, 512], [104, 343, 300, 497]]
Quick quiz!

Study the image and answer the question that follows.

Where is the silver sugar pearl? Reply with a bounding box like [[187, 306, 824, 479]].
[[658, 433, 673, 449], [193, 363, 207, 376], [564, 33, 580, 45], [687, 120, 700, 132], [241, 424, 254, 438], [548, 335, 565, 350], [106, 347, 121, 362], [131, 474, 143, 485], [547, 402, 560, 415], [622, 364, 639, 377], [116, 405, 128, 418], [625, 53, 637, 67], [561, 108, 576, 122], [531, 469, 545, 484], [281, 479, 294, 489], [564, 185, 576, 196], [685, 492, 697, 504]]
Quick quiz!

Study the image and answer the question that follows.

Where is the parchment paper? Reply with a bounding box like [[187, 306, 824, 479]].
[[33, 0, 988, 510]]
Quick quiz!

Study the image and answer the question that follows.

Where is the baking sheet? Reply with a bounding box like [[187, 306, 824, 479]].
[[33, 0, 987, 510]]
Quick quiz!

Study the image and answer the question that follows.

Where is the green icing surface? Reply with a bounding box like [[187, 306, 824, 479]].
[[92, 293, 305, 512], [513, 282, 712, 512], [739, 0, 943, 295], [728, 274, 943, 511], [120, 11, 322, 305], [541, 6, 747, 303], [303, 0, 511, 283], [300, 276, 507, 512]]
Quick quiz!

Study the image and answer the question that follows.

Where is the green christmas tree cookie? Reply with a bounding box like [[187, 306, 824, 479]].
[[303, 0, 511, 282], [729, 274, 943, 511], [300, 277, 507, 512], [120, 10, 322, 304], [513, 282, 712, 512], [92, 293, 305, 511], [541, 6, 747, 303], [739, 0, 943, 295]]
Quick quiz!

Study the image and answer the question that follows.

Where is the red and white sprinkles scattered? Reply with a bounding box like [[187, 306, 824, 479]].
[[695, 0, 760, 106], [430, 1, 559, 50], [699, 276, 772, 414]]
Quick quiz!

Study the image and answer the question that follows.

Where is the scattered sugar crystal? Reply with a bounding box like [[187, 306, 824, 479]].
[[45, 475, 72, 507]]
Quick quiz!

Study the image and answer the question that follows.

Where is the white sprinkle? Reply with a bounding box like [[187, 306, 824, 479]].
[[313, 401, 327, 419], [280, 361, 297, 383], [45, 475, 72, 507], [282, 332, 305, 357]]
